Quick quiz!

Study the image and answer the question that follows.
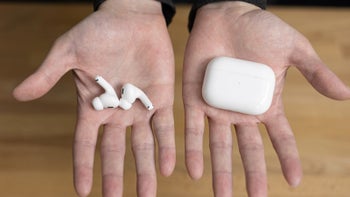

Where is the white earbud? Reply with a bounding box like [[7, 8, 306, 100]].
[[92, 76, 119, 111], [91, 76, 153, 111], [119, 83, 154, 111]]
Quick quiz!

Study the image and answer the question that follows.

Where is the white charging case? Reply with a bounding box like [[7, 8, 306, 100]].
[[202, 57, 276, 115]]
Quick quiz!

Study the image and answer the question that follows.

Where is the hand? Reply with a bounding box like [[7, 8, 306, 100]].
[[13, 0, 176, 196], [183, 2, 350, 197]]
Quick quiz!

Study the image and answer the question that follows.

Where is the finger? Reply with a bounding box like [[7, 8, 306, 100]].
[[185, 106, 205, 180], [235, 124, 267, 197], [209, 119, 232, 197], [292, 40, 350, 100], [264, 116, 302, 187], [73, 116, 100, 197], [101, 124, 126, 197], [152, 107, 176, 177], [132, 122, 157, 197], [13, 39, 74, 101]]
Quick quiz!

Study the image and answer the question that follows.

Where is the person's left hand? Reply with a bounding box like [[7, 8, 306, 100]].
[[183, 2, 350, 197]]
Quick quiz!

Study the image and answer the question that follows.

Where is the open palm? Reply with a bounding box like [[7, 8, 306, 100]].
[[13, 3, 175, 197], [183, 2, 350, 197]]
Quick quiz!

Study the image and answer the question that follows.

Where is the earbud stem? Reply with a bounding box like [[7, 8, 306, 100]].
[[95, 75, 117, 96]]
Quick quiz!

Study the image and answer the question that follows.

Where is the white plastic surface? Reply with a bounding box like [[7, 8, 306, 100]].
[[202, 57, 276, 115], [92, 76, 119, 110]]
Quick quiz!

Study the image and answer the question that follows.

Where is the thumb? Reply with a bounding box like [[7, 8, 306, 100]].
[[13, 40, 74, 101], [292, 39, 350, 100]]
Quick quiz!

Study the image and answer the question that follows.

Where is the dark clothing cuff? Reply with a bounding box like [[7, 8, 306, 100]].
[[93, 0, 104, 11], [188, 0, 267, 31], [93, 0, 176, 26]]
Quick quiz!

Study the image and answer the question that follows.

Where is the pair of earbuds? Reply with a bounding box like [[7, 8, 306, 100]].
[[92, 76, 153, 111]]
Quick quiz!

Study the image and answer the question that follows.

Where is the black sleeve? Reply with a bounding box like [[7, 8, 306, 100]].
[[93, 0, 176, 26], [188, 0, 267, 31]]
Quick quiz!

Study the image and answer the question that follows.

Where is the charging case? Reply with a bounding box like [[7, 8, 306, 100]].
[[202, 57, 275, 115]]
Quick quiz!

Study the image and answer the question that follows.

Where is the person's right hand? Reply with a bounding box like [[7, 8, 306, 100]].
[[13, 0, 176, 196]]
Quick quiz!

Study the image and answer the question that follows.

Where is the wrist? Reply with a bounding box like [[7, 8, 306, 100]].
[[199, 1, 261, 14], [198, 1, 261, 22], [188, 1, 264, 31], [98, 0, 163, 16]]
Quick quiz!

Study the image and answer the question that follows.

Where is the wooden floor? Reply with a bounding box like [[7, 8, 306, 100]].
[[1, 3, 350, 197]]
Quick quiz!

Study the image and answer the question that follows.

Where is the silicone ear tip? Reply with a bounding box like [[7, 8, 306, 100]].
[[92, 97, 104, 110], [119, 99, 132, 110]]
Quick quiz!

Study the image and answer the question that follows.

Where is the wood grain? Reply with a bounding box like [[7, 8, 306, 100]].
[[0, 3, 349, 197]]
